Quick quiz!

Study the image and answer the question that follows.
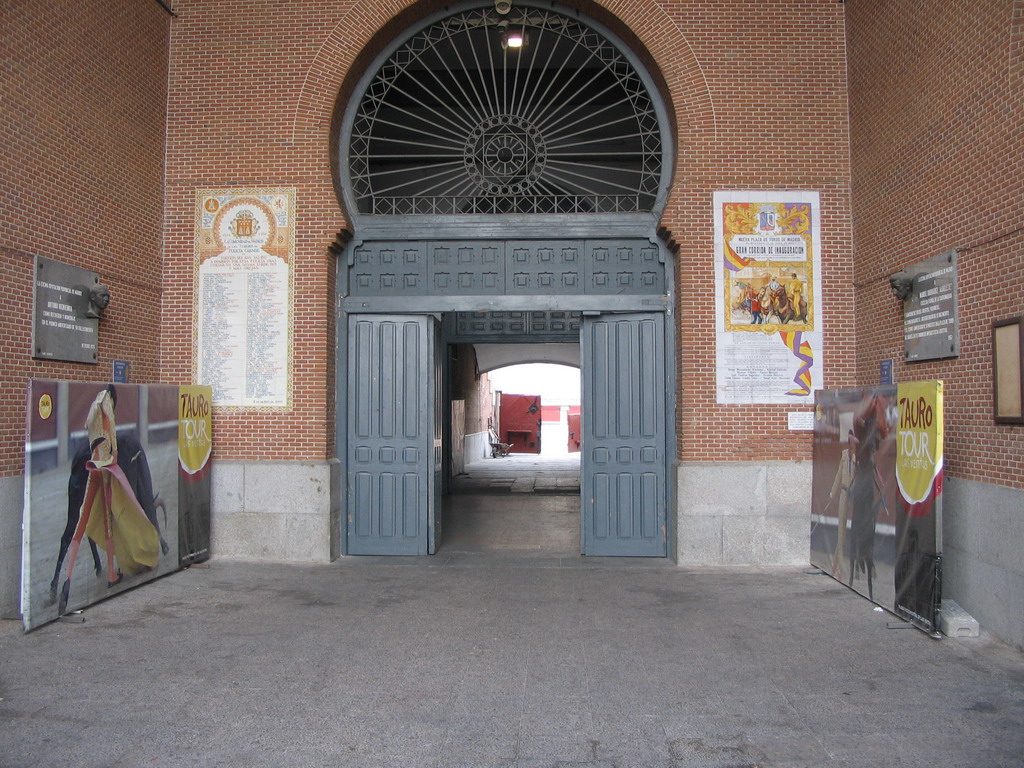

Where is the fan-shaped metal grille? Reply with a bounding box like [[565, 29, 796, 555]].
[[348, 5, 663, 215]]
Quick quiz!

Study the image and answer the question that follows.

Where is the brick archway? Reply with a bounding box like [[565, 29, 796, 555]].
[[289, 0, 715, 224]]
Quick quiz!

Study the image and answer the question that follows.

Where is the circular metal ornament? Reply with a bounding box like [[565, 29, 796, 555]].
[[464, 114, 547, 195]]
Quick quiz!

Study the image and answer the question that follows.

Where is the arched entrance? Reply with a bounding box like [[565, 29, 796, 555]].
[[335, 1, 675, 557]]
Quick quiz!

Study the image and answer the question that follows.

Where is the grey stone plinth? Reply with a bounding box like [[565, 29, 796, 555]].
[[0, 475, 25, 619], [676, 461, 811, 566], [942, 477, 1024, 650], [211, 460, 337, 562]]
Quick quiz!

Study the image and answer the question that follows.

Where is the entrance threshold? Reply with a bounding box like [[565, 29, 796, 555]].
[[451, 454, 581, 495], [443, 454, 582, 557]]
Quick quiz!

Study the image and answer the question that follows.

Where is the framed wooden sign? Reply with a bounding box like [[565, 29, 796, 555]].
[[993, 317, 1023, 424]]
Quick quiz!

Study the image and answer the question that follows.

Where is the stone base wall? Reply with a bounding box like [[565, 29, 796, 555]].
[[0, 475, 24, 619], [943, 478, 1024, 651], [676, 462, 811, 566], [211, 460, 341, 563]]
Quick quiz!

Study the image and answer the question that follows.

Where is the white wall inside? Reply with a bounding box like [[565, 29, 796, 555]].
[[488, 364, 580, 457], [488, 363, 580, 406]]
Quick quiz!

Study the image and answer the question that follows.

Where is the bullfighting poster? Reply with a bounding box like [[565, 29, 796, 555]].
[[22, 381, 212, 631], [811, 383, 943, 633], [892, 380, 943, 632], [195, 188, 295, 409], [713, 190, 823, 404], [178, 385, 213, 567]]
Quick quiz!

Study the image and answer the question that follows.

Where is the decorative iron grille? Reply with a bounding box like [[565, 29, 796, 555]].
[[348, 5, 663, 216]]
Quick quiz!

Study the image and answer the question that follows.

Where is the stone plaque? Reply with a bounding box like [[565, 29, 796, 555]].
[[903, 250, 960, 362], [32, 257, 100, 364]]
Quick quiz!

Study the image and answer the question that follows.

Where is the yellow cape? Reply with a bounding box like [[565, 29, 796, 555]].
[[83, 466, 160, 574], [81, 388, 160, 575]]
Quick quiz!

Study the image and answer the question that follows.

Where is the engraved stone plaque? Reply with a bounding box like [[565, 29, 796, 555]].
[[903, 250, 960, 362], [31, 256, 100, 364]]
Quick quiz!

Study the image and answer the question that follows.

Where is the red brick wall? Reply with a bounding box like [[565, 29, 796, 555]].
[[161, 0, 356, 463], [1, 0, 170, 478], [650, 1, 855, 462], [846, 0, 1024, 489], [160, 0, 854, 468]]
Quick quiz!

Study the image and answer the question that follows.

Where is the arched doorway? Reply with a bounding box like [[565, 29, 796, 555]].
[[335, 1, 675, 557]]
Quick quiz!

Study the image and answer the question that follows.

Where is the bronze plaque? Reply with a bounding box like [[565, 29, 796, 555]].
[[32, 256, 99, 364], [903, 250, 959, 362]]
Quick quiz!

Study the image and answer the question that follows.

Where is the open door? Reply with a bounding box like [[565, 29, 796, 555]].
[[567, 409, 582, 453], [581, 313, 667, 556], [347, 315, 442, 555], [497, 394, 542, 454]]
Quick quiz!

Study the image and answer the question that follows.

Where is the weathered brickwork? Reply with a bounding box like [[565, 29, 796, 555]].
[[846, 0, 1024, 490], [1, 0, 170, 478], [658, 0, 854, 462], [27, 0, 1015, 482], [158, 0, 854, 468]]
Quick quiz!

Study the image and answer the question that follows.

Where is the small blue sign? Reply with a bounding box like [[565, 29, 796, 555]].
[[880, 358, 893, 385], [112, 360, 130, 383]]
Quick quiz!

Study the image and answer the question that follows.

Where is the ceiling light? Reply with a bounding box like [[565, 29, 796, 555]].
[[502, 27, 525, 49]]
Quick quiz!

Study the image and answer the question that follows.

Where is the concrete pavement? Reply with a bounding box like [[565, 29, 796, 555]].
[[2, 550, 1023, 767]]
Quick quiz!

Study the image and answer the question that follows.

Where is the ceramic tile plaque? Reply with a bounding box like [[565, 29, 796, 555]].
[[194, 189, 295, 408]]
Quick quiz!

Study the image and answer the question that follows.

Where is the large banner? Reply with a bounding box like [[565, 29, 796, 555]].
[[713, 191, 823, 404], [811, 383, 943, 632], [22, 381, 212, 631], [178, 385, 213, 566], [893, 380, 943, 631]]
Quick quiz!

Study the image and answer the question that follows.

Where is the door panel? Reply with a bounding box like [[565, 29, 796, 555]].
[[567, 411, 582, 452], [347, 315, 439, 555], [582, 313, 667, 556], [498, 394, 542, 454]]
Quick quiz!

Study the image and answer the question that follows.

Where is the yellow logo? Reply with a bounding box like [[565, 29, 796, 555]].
[[179, 386, 213, 475], [896, 381, 943, 504], [38, 394, 53, 420]]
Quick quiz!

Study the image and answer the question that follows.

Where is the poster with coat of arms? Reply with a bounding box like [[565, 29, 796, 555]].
[[194, 189, 295, 409], [713, 190, 823, 404]]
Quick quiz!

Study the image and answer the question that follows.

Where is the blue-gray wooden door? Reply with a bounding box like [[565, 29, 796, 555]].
[[428, 318, 443, 554], [582, 313, 667, 556], [347, 314, 440, 555]]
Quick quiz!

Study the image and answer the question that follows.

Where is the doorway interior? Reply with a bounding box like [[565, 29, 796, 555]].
[[445, 359, 582, 557]]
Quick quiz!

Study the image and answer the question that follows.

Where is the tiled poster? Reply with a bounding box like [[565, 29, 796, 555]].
[[195, 189, 295, 409], [713, 190, 823, 405]]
